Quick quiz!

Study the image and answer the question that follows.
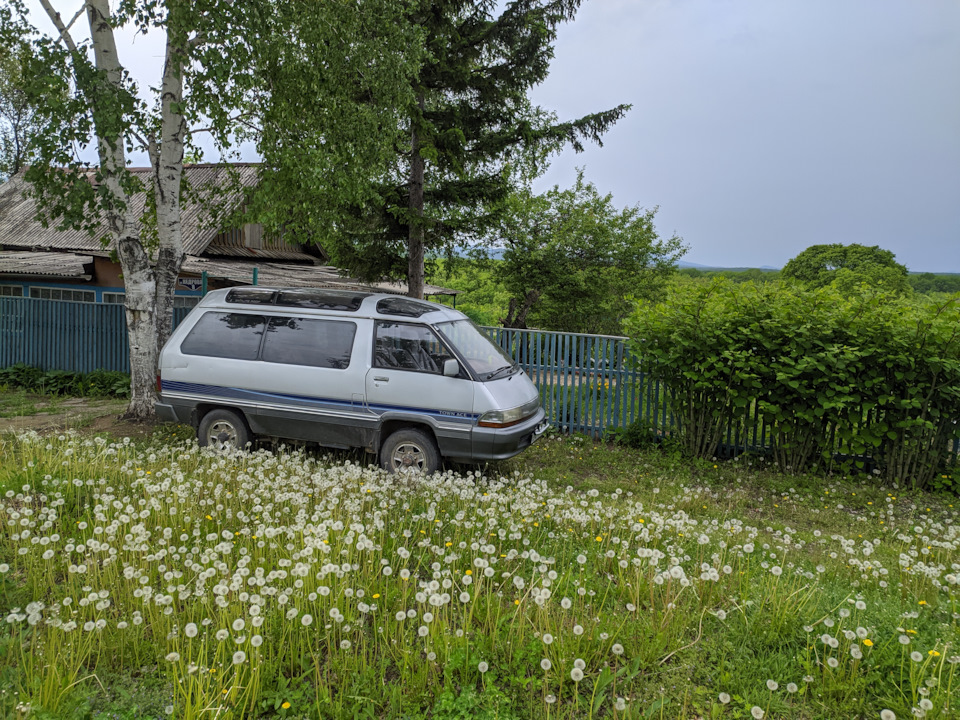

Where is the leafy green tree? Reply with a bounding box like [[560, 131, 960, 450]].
[[492, 171, 686, 335], [782, 243, 910, 295], [308, 0, 631, 299], [0, 36, 36, 180], [6, 0, 416, 418]]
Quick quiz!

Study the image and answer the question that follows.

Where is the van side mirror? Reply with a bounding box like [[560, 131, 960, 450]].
[[443, 358, 460, 377]]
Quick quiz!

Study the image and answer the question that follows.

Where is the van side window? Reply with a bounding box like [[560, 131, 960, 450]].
[[374, 322, 448, 374], [180, 312, 266, 360], [262, 317, 356, 369]]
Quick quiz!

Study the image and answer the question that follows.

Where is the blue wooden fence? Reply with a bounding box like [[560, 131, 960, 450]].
[[0, 297, 190, 374], [1, 297, 957, 459]]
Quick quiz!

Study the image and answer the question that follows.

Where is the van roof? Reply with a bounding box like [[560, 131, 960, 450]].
[[195, 287, 468, 323]]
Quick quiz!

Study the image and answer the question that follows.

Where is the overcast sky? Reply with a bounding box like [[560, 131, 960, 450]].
[[530, 0, 960, 271], [25, 0, 960, 272]]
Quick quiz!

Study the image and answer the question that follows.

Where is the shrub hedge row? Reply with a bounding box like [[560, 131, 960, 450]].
[[627, 281, 960, 490], [0, 364, 130, 398]]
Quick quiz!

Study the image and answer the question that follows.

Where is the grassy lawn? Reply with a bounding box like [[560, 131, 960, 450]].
[[0, 424, 956, 719]]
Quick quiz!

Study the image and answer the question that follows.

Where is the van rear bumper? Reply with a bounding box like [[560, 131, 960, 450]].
[[469, 407, 548, 461], [155, 401, 188, 424]]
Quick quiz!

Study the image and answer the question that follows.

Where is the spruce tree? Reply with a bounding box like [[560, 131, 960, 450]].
[[328, 0, 631, 298]]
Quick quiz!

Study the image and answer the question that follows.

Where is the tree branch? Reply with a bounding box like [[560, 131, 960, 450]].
[[38, 0, 82, 54]]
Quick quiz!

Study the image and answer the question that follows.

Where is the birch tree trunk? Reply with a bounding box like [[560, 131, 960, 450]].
[[86, 0, 157, 420], [152, 13, 188, 355]]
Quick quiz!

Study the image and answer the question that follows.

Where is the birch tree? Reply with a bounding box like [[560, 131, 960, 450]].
[[4, 0, 418, 419]]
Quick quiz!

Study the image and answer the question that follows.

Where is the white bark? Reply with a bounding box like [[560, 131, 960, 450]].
[[86, 0, 157, 420], [153, 16, 188, 355]]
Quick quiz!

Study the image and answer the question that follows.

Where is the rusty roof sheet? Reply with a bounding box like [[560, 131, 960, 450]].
[[0, 251, 92, 278], [0, 164, 259, 255]]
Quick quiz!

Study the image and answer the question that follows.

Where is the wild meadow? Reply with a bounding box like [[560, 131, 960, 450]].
[[0, 429, 958, 719]]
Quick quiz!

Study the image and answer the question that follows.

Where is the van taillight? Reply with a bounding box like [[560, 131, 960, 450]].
[[156, 375, 162, 393]]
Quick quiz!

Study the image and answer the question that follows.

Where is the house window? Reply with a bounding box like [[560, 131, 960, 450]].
[[29, 287, 95, 303], [103, 292, 125, 304], [173, 296, 200, 309], [0, 285, 23, 297]]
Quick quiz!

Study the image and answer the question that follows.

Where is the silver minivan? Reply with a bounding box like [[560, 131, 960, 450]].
[[155, 287, 548, 472]]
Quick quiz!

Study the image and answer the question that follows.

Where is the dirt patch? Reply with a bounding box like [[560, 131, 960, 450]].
[[0, 395, 155, 438]]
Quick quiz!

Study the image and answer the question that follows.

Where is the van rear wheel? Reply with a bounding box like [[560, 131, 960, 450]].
[[381, 429, 439, 475], [198, 409, 251, 452]]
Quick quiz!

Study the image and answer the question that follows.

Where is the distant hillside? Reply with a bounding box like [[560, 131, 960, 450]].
[[678, 260, 780, 271]]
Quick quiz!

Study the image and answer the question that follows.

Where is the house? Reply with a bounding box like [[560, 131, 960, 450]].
[[0, 163, 458, 302]]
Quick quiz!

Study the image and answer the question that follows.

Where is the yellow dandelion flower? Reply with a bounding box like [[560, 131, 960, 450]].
[[929, 650, 941, 657], [596, 536, 603, 542], [372, 594, 380, 599], [863, 639, 873, 647], [281, 701, 291, 709]]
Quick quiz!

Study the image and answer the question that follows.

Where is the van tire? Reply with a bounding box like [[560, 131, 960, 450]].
[[198, 409, 251, 452], [380, 428, 439, 475]]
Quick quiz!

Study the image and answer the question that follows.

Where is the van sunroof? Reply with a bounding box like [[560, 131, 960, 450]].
[[225, 288, 370, 312], [376, 297, 440, 318]]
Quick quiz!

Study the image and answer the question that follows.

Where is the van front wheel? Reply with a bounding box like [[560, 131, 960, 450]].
[[198, 409, 251, 452], [380, 429, 439, 475]]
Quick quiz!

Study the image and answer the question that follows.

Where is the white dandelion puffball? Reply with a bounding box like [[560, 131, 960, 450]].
[[899, 635, 911, 645], [574, 658, 586, 670], [751, 707, 764, 719], [216, 629, 229, 641], [719, 693, 731, 704], [911, 652, 923, 662], [301, 614, 313, 627], [573, 624, 584, 636], [232, 650, 246, 664], [542, 633, 553, 645], [251, 635, 263, 647], [165, 652, 180, 663], [615, 698, 627, 711], [786, 683, 798, 693], [541, 659, 552, 671], [340, 640, 351, 650], [231, 618, 245, 632], [570, 668, 584, 682], [478, 661, 488, 673], [184, 623, 198, 638], [612, 644, 624, 656], [827, 657, 839, 668], [766, 680, 778, 691], [880, 710, 896, 720]]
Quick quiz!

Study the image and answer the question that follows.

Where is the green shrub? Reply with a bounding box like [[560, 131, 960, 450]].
[[0, 364, 130, 398], [627, 281, 960, 489]]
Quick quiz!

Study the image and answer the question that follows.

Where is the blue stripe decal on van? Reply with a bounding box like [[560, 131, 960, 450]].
[[161, 380, 479, 422]]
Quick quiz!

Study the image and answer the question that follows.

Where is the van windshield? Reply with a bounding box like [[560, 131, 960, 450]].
[[435, 320, 518, 380]]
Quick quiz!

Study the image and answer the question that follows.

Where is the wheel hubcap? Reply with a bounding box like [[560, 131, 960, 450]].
[[208, 421, 238, 450], [392, 443, 425, 471]]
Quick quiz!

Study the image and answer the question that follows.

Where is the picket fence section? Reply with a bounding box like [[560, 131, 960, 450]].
[[0, 297, 190, 374], [1, 297, 957, 458], [478, 326, 670, 437]]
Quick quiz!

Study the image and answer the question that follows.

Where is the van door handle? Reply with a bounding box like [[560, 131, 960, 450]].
[[374, 376, 389, 382]]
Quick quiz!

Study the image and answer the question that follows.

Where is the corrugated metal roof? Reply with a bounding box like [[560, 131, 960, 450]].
[[180, 257, 458, 296], [0, 164, 259, 255], [0, 251, 92, 278], [201, 245, 315, 261]]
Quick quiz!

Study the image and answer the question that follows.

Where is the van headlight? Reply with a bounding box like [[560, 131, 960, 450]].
[[477, 398, 541, 428]]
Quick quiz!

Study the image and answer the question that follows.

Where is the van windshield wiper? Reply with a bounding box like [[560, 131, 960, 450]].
[[485, 365, 516, 381]]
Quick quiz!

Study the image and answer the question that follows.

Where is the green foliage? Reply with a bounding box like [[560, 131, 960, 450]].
[[313, 0, 631, 292], [0, 364, 130, 398], [782, 243, 910, 296], [484, 170, 686, 335], [678, 267, 781, 284], [0, 30, 37, 181], [628, 281, 960, 488], [909, 272, 960, 296]]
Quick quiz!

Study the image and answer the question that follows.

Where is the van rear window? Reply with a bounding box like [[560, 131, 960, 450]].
[[262, 317, 356, 369], [181, 312, 266, 360]]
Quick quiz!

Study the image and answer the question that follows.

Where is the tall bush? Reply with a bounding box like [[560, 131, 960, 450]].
[[627, 281, 960, 488]]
